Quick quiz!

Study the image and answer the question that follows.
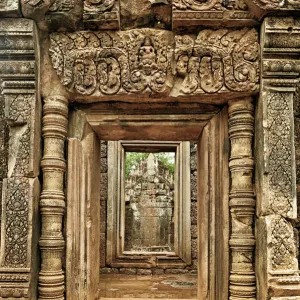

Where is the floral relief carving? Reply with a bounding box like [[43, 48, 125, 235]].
[[49, 28, 259, 97], [175, 28, 259, 94], [271, 216, 297, 271], [266, 91, 294, 217], [3, 178, 29, 268], [50, 30, 173, 96]]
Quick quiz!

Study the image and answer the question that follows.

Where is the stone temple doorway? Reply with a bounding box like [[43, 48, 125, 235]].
[[65, 99, 237, 300]]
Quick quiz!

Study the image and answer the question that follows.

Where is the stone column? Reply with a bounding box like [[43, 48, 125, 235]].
[[255, 16, 300, 299], [38, 96, 68, 300], [228, 98, 256, 299]]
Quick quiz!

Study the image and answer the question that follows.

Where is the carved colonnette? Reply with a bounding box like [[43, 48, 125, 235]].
[[48, 28, 259, 101], [255, 16, 300, 299], [0, 18, 41, 300], [38, 95, 68, 300], [228, 98, 256, 299]]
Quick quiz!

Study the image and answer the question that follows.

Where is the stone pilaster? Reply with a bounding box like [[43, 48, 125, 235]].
[[256, 16, 300, 299], [0, 18, 41, 300], [38, 96, 68, 300], [228, 98, 256, 299]]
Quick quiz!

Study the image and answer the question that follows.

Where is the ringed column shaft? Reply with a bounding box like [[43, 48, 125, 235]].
[[39, 96, 68, 300], [228, 98, 256, 299]]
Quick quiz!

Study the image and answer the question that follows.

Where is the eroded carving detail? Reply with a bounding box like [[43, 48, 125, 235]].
[[267, 91, 294, 217], [271, 216, 296, 271], [2, 178, 29, 268], [50, 30, 173, 96], [48, 0, 74, 11], [49, 28, 259, 98], [175, 28, 259, 95]]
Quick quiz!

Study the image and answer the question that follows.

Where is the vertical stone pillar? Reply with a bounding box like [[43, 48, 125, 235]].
[[38, 96, 68, 300], [0, 18, 41, 300], [256, 16, 300, 299], [228, 98, 256, 299]]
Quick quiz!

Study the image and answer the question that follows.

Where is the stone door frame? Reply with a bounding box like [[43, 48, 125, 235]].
[[106, 140, 192, 268], [62, 103, 234, 300]]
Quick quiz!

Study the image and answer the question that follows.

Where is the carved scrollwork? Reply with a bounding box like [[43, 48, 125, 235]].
[[49, 29, 173, 96], [173, 0, 223, 10], [175, 28, 259, 94], [49, 28, 259, 98]]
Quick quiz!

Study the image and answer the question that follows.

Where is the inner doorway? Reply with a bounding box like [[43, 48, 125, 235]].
[[66, 103, 229, 300]]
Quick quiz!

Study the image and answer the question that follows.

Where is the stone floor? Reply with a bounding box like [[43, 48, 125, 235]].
[[98, 274, 198, 299]]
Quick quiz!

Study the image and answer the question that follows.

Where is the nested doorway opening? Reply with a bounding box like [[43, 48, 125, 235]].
[[66, 103, 229, 300]]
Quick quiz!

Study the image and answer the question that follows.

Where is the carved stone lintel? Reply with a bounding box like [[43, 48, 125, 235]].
[[49, 28, 259, 100], [228, 98, 256, 299], [38, 96, 68, 300]]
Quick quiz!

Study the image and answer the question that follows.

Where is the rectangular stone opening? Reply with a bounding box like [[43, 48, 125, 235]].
[[66, 105, 230, 300], [105, 141, 191, 269], [124, 150, 176, 254]]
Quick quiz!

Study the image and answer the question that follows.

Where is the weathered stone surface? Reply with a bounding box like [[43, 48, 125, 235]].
[[84, 0, 120, 30], [0, 18, 41, 300], [165, 269, 189, 274], [40, 0, 83, 31], [137, 269, 152, 275], [120, 268, 137, 275], [0, 0, 20, 16], [190, 171, 197, 202], [100, 267, 119, 274], [255, 16, 300, 300], [100, 233, 106, 268], [100, 173, 108, 201], [0, 177, 40, 299], [229, 98, 256, 299], [101, 140, 107, 158], [21, 0, 56, 21], [48, 28, 259, 101], [124, 154, 175, 252], [120, 0, 171, 29], [191, 202, 197, 225], [172, 0, 258, 28]]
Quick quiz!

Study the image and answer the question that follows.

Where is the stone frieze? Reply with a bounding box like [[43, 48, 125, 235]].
[[49, 28, 259, 99]]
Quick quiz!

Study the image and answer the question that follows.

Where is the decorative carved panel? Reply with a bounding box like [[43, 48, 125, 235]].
[[84, 0, 120, 30], [255, 16, 300, 300], [172, 0, 258, 28], [0, 18, 41, 300], [49, 28, 259, 100]]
